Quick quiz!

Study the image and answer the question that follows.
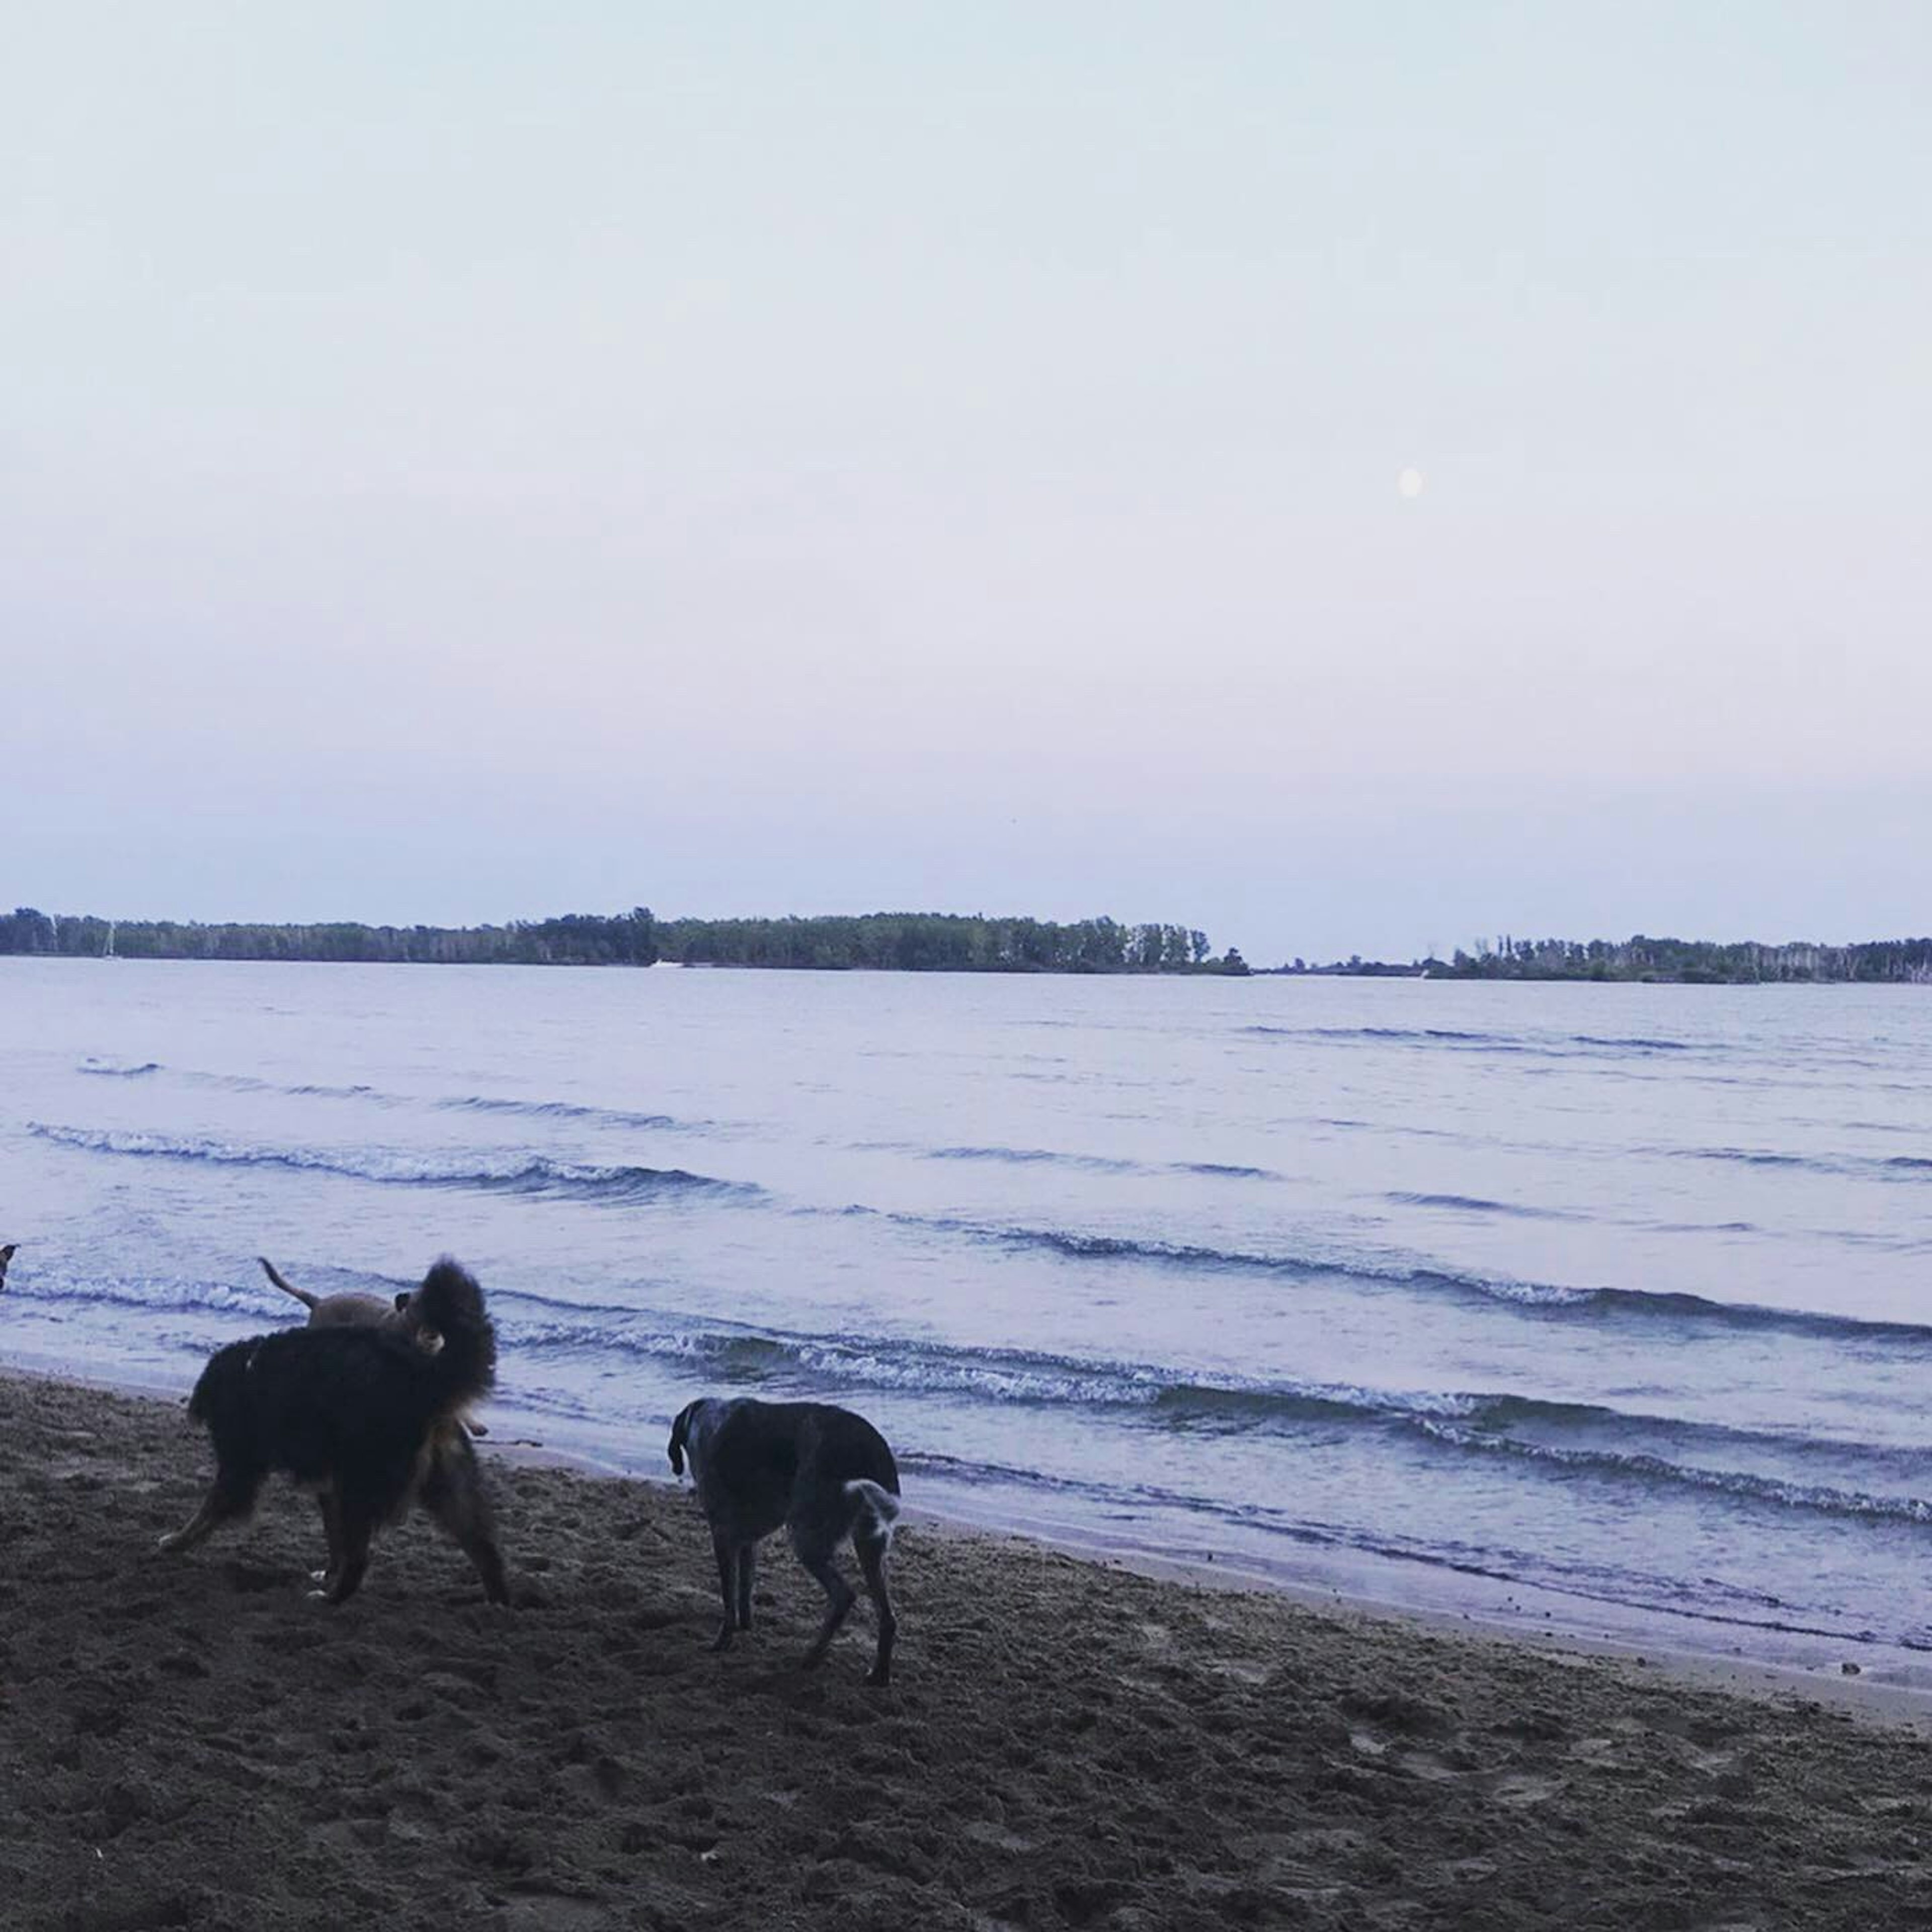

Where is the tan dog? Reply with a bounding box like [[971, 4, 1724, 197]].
[[258, 1256, 399, 1329]]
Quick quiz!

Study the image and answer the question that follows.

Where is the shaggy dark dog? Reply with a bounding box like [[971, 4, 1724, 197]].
[[256, 1253, 489, 1436], [669, 1397, 903, 1684], [0, 1243, 14, 1292], [160, 1258, 507, 1604]]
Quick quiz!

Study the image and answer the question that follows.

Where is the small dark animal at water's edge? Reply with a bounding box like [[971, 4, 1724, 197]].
[[669, 1396, 903, 1685], [160, 1258, 509, 1604], [0, 1243, 15, 1291]]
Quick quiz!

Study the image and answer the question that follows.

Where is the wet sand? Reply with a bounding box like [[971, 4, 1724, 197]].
[[4, 1370, 1931, 1930]]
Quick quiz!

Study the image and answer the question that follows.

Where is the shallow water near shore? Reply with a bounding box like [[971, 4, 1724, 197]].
[[5, 957, 1931, 1680]]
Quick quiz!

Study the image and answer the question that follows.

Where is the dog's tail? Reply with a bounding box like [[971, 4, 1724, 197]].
[[844, 1479, 902, 1545], [257, 1256, 319, 1313], [668, 1399, 703, 1477], [406, 1258, 498, 1411]]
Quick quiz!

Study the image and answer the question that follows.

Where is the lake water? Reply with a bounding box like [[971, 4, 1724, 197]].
[[5, 958, 1930, 1675]]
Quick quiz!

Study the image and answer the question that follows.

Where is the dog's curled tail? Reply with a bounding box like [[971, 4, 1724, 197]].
[[257, 1256, 318, 1312], [845, 1479, 902, 1545], [409, 1258, 499, 1409]]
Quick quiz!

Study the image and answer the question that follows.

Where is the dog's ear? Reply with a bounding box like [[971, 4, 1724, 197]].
[[668, 1400, 700, 1476]]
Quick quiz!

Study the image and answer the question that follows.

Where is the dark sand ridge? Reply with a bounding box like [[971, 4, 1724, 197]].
[[4, 1371, 1932, 1930]]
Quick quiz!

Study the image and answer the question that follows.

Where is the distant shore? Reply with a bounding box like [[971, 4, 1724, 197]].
[[5, 1367, 1929, 1929], [10, 907, 1927, 982], [0, 907, 1250, 974], [1273, 934, 1932, 985]]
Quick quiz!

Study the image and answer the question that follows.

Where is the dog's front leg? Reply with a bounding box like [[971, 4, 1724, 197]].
[[419, 1429, 511, 1604], [308, 1487, 346, 1595], [710, 1528, 739, 1650], [736, 1543, 757, 1631], [322, 1501, 374, 1604]]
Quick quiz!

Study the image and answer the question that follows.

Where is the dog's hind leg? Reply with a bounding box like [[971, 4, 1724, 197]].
[[792, 1532, 857, 1671], [735, 1543, 756, 1631], [418, 1429, 510, 1604], [157, 1476, 260, 1554], [853, 1527, 897, 1686], [320, 1501, 376, 1604], [709, 1528, 740, 1649]]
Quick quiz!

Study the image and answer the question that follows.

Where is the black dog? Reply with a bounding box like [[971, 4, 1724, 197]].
[[668, 1397, 903, 1684], [0, 1243, 14, 1292], [256, 1253, 487, 1436], [160, 1258, 507, 1604]]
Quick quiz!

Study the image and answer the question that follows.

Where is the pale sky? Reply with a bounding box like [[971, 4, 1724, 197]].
[[5, 3, 1928, 964]]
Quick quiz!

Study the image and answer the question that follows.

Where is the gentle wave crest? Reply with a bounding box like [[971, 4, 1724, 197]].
[[68, 1060, 702, 1131], [1239, 1026, 1706, 1060], [1385, 1191, 1581, 1222], [1664, 1144, 1932, 1183], [900, 1213, 1932, 1342], [1419, 1419, 1932, 1528], [879, 1142, 1282, 1181], [29, 1123, 752, 1203]]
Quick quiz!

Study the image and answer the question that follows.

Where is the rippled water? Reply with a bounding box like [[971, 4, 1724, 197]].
[[5, 958, 1930, 1670]]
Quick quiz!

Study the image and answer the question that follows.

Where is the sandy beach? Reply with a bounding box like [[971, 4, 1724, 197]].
[[4, 1371, 1931, 1931]]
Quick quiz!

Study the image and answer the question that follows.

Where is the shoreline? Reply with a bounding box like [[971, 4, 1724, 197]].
[[7, 1369, 1932, 1927], [489, 1433, 1932, 1733], [9, 1358, 1928, 1738]]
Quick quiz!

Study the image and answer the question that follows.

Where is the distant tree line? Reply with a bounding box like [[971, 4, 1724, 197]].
[[1438, 933, 1932, 984], [655, 914, 1240, 973], [1263, 934, 1932, 984], [1266, 954, 1422, 978], [0, 906, 1248, 975], [1275, 939, 1932, 989], [0, 907, 662, 967]]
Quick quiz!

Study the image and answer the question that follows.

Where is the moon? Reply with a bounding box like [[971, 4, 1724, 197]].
[[1397, 467, 1425, 500]]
